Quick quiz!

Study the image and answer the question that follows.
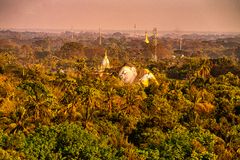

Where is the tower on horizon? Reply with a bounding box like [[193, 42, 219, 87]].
[[70, 26, 74, 41], [99, 25, 102, 45], [152, 27, 158, 61], [134, 24, 136, 37], [179, 37, 183, 50]]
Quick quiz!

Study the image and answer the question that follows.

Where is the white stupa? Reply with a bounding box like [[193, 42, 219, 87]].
[[101, 50, 110, 71]]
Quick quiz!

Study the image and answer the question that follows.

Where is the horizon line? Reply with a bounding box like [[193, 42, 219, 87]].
[[1, 27, 240, 35]]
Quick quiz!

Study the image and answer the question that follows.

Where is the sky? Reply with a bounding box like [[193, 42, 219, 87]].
[[0, 0, 240, 32]]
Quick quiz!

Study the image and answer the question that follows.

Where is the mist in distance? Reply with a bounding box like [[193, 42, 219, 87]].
[[0, 0, 240, 33]]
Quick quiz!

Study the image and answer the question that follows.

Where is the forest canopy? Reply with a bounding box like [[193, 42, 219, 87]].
[[0, 30, 240, 159]]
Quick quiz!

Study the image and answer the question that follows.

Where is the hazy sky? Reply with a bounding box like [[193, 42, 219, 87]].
[[0, 0, 240, 32]]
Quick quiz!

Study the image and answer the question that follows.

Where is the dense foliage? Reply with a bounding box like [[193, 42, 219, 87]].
[[0, 31, 240, 159]]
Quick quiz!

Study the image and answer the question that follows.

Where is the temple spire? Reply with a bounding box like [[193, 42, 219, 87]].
[[145, 31, 149, 44]]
